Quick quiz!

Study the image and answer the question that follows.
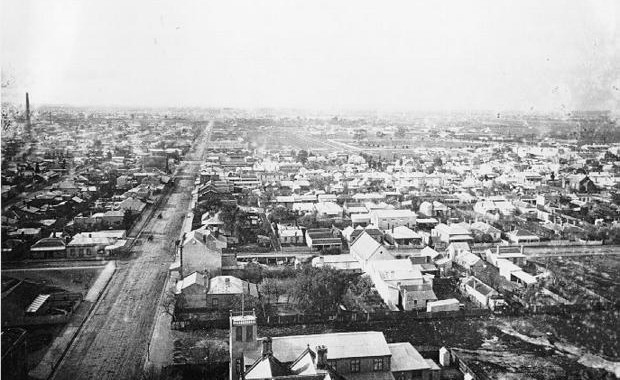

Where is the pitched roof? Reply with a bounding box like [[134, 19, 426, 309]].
[[389, 226, 421, 239], [175, 272, 207, 293], [271, 332, 391, 363], [245, 354, 292, 379], [388, 342, 431, 372], [350, 232, 384, 260]]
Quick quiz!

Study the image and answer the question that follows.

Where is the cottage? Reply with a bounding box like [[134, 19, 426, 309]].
[[312, 254, 363, 273], [305, 229, 342, 252], [461, 276, 504, 310], [206, 276, 259, 311], [485, 246, 526, 267], [350, 231, 395, 271], [384, 226, 423, 247], [30, 237, 66, 259], [279, 226, 304, 245], [507, 229, 540, 244], [370, 209, 417, 230], [431, 223, 473, 245], [66, 230, 126, 258], [367, 259, 437, 311], [181, 229, 224, 276], [453, 251, 484, 272]]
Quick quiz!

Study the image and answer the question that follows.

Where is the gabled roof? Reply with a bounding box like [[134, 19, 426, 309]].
[[350, 231, 384, 260], [245, 354, 292, 379], [388, 342, 431, 372], [175, 272, 206, 293]]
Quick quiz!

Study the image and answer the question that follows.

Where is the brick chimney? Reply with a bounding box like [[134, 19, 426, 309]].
[[316, 345, 328, 369], [261, 337, 273, 357]]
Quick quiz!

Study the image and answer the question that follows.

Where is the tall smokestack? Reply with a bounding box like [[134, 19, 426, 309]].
[[25, 92, 30, 126]]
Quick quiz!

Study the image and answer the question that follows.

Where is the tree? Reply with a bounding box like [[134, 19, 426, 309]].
[[433, 157, 443, 167], [122, 209, 133, 229], [296, 150, 309, 164], [269, 206, 295, 223], [219, 204, 239, 233], [162, 290, 180, 321], [395, 125, 407, 138], [291, 266, 351, 314], [244, 262, 263, 283]]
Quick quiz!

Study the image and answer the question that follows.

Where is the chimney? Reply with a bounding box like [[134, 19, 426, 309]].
[[261, 337, 273, 357], [25, 92, 31, 128], [316, 345, 328, 369]]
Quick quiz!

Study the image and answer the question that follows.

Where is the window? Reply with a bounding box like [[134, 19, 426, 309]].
[[396, 375, 405, 380], [212, 298, 219, 308], [235, 326, 243, 341], [350, 359, 360, 373], [373, 358, 383, 371], [246, 326, 253, 341]]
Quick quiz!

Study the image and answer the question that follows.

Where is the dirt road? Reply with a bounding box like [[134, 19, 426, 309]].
[[51, 123, 211, 380]]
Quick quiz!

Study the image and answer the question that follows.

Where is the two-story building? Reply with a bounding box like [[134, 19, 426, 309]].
[[370, 209, 417, 230], [229, 310, 439, 380]]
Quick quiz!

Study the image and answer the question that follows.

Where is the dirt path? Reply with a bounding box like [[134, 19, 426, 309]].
[[50, 124, 211, 380]]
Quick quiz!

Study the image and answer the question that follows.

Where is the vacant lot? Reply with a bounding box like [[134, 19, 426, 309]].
[[1, 267, 104, 296], [529, 255, 620, 303]]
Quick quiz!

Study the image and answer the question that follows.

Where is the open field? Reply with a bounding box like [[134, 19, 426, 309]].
[[529, 255, 620, 303], [2, 267, 104, 296]]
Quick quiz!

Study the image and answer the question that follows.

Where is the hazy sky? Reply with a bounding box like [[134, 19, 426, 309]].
[[2, 0, 619, 111]]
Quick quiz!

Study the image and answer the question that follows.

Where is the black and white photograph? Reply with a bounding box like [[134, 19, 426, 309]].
[[1, 1, 619, 379]]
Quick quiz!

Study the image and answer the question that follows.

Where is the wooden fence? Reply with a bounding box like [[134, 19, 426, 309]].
[[172, 307, 492, 330]]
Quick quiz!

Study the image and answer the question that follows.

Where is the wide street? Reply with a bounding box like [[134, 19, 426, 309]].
[[50, 122, 211, 380]]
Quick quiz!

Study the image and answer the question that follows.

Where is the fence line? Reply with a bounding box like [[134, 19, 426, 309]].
[[171, 300, 617, 330]]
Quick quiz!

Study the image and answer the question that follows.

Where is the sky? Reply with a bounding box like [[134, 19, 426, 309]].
[[2, 0, 619, 112]]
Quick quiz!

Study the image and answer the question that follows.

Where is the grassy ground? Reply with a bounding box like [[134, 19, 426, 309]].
[[529, 255, 620, 303]]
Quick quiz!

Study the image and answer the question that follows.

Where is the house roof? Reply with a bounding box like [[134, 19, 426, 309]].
[[175, 272, 206, 293], [271, 331, 391, 363], [448, 242, 471, 252], [245, 353, 292, 379], [456, 252, 482, 267], [350, 232, 384, 260], [30, 238, 66, 251], [512, 270, 537, 285], [388, 342, 431, 372], [208, 275, 257, 296], [420, 246, 440, 258], [370, 209, 416, 219], [369, 259, 423, 283], [389, 226, 421, 239]]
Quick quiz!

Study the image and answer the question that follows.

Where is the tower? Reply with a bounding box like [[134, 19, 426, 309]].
[[25, 93, 30, 121], [229, 310, 260, 380], [25, 92, 32, 138]]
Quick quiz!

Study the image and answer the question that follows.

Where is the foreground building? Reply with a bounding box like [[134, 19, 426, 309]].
[[229, 310, 439, 380]]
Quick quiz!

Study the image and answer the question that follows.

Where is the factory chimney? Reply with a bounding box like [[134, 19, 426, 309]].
[[25, 92, 30, 127]]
